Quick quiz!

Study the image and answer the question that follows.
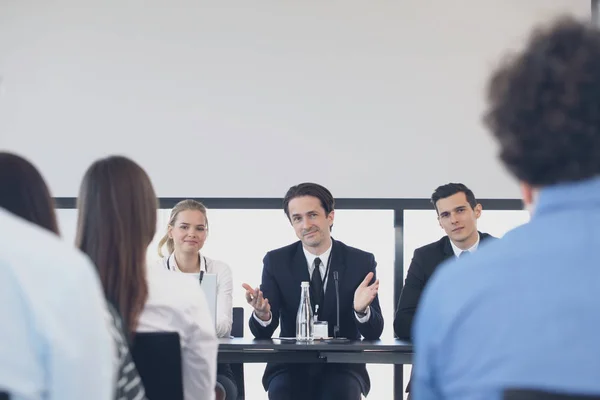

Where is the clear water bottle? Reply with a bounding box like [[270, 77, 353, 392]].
[[296, 281, 314, 341]]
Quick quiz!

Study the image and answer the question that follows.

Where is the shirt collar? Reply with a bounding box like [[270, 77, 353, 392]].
[[167, 252, 205, 273], [450, 232, 480, 258], [302, 241, 333, 271]]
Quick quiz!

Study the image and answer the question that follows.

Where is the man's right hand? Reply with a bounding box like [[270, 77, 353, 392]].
[[242, 283, 271, 321]]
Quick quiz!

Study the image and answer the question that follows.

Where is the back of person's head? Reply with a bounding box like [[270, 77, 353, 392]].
[[0, 152, 59, 235], [431, 183, 477, 214], [283, 183, 335, 218], [484, 17, 600, 186], [157, 199, 209, 257], [75, 155, 157, 337]]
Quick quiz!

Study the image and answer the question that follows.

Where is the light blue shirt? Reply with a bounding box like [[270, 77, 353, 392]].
[[0, 209, 114, 400], [413, 176, 600, 400]]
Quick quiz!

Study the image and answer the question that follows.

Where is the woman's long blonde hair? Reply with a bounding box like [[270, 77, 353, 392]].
[[158, 199, 209, 257]]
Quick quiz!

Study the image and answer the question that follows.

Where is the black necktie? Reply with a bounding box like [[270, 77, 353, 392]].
[[310, 257, 324, 314]]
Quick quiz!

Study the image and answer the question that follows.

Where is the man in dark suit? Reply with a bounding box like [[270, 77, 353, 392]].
[[394, 183, 496, 397], [242, 182, 384, 400]]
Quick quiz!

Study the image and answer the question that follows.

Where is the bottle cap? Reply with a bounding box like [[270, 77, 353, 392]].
[[301, 281, 310, 287]]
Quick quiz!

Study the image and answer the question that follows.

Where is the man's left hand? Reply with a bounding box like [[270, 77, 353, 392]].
[[353, 272, 379, 313]]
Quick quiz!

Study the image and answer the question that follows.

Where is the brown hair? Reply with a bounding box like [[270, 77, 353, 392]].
[[283, 182, 335, 230], [157, 199, 208, 257], [0, 152, 59, 235], [75, 156, 157, 338]]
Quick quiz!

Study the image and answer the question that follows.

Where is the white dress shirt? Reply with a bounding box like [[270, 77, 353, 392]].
[[450, 232, 481, 258], [0, 208, 114, 400], [159, 253, 234, 337], [254, 242, 371, 326], [137, 267, 218, 400]]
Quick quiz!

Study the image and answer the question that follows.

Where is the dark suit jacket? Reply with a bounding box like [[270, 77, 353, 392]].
[[394, 232, 496, 340], [249, 239, 384, 395], [393, 232, 496, 391]]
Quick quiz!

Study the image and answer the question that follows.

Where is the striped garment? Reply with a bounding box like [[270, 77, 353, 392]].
[[105, 304, 147, 400]]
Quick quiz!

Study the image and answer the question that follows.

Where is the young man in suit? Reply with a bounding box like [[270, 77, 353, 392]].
[[242, 182, 384, 400], [394, 183, 496, 397]]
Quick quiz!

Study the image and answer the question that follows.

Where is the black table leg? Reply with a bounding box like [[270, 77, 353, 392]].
[[394, 364, 404, 400]]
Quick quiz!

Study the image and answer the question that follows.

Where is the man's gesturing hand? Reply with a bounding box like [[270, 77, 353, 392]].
[[242, 283, 271, 321], [353, 272, 379, 313]]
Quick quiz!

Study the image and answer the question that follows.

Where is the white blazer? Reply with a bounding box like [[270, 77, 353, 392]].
[[137, 267, 217, 400], [158, 253, 234, 338]]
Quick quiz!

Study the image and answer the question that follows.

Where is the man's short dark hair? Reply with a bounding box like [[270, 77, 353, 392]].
[[431, 183, 477, 214], [283, 182, 335, 219], [484, 17, 600, 186]]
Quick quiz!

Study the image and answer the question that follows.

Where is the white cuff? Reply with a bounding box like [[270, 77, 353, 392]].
[[354, 306, 371, 323], [253, 311, 272, 327]]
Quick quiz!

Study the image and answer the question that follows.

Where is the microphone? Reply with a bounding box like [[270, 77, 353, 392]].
[[323, 271, 349, 343], [333, 271, 341, 339]]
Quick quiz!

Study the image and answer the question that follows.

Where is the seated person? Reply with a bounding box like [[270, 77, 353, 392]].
[[394, 182, 496, 338], [156, 199, 236, 400], [0, 152, 147, 400], [394, 182, 496, 397], [413, 17, 600, 399], [243, 182, 383, 400], [0, 152, 114, 399], [75, 155, 218, 400]]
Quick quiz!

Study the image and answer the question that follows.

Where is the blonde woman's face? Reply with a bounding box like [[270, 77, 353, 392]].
[[168, 210, 208, 254]]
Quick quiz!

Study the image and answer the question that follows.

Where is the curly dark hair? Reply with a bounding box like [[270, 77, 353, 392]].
[[484, 17, 600, 186]]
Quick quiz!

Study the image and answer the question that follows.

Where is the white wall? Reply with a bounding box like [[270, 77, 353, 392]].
[[0, 1, 591, 199]]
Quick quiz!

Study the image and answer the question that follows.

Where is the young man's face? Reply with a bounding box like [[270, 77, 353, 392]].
[[287, 195, 334, 252], [436, 192, 481, 246]]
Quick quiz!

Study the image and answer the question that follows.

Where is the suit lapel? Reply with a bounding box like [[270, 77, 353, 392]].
[[442, 236, 455, 261], [322, 239, 347, 321], [290, 242, 310, 289], [479, 231, 491, 243]]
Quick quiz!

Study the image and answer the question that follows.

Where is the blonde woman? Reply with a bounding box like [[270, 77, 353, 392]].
[[157, 200, 236, 400]]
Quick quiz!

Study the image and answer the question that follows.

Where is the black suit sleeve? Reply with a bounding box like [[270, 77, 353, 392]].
[[249, 253, 281, 339], [394, 252, 427, 340], [355, 254, 384, 340]]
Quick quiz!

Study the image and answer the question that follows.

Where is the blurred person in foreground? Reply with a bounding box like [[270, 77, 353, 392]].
[[0, 151, 114, 399], [413, 17, 600, 399], [76, 155, 217, 400]]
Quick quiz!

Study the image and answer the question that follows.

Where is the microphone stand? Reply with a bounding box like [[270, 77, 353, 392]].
[[328, 271, 349, 342]]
